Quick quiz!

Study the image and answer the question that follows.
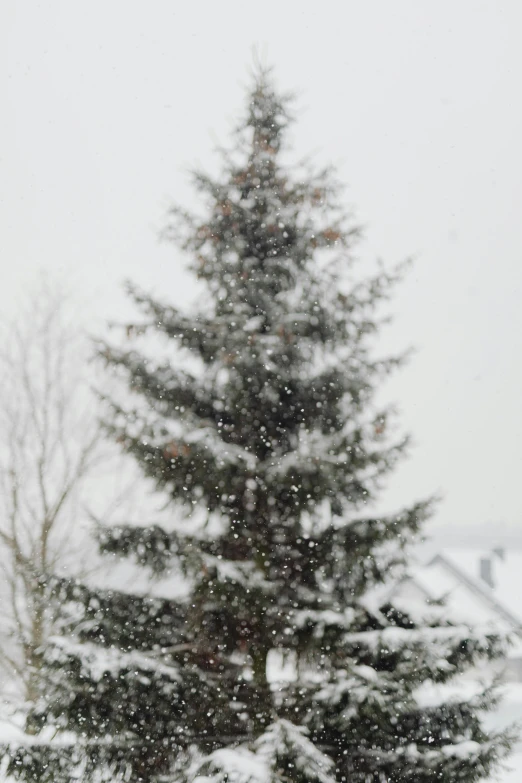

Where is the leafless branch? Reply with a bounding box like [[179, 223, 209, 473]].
[[0, 278, 104, 703]]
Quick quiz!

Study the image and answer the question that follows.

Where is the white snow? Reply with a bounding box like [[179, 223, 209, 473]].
[[492, 754, 522, 782], [431, 549, 522, 628], [48, 637, 181, 682], [344, 622, 498, 649], [395, 561, 513, 632], [485, 682, 522, 781], [190, 721, 336, 783], [192, 747, 269, 783]]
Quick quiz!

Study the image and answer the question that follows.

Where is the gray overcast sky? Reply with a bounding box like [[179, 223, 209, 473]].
[[2, 1, 522, 542]]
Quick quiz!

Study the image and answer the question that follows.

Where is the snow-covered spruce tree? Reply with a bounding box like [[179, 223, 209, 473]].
[[4, 69, 511, 783]]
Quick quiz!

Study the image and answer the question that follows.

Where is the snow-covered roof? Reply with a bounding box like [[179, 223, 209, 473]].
[[432, 549, 522, 628], [390, 548, 522, 643], [405, 560, 513, 632]]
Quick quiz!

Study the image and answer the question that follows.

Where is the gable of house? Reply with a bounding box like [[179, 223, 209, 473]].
[[431, 549, 522, 629]]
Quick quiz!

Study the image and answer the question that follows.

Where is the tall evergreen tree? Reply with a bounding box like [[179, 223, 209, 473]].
[[3, 68, 511, 783]]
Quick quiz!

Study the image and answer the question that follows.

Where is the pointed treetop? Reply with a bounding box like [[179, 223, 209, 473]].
[[242, 64, 294, 156]]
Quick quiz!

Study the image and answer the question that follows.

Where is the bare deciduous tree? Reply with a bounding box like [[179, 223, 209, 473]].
[[0, 279, 102, 706]]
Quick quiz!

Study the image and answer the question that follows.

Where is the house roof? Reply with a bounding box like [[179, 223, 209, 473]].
[[431, 549, 522, 629], [392, 559, 514, 633]]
